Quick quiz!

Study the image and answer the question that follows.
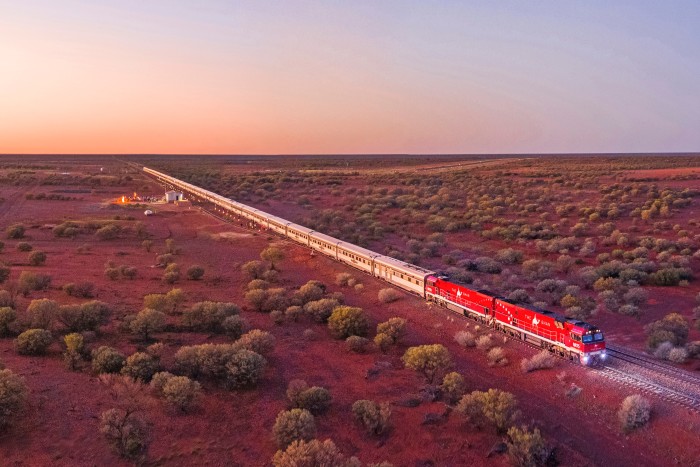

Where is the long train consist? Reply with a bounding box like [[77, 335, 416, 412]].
[[143, 167, 606, 364]]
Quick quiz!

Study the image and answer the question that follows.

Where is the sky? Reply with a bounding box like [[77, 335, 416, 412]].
[[1, 1, 699, 155]]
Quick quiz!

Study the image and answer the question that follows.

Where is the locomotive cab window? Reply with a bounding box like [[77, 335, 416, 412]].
[[570, 333, 582, 342]]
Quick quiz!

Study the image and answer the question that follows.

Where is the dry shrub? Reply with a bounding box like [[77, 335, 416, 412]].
[[92, 346, 126, 374], [521, 350, 556, 373], [328, 307, 368, 339], [667, 347, 688, 363], [456, 388, 520, 433], [402, 344, 453, 384], [0, 369, 28, 431], [161, 375, 201, 412], [441, 372, 465, 404], [506, 425, 550, 467], [376, 317, 407, 345], [486, 347, 508, 367], [304, 298, 340, 323], [99, 408, 148, 460], [121, 352, 159, 383], [475, 335, 493, 351], [618, 395, 651, 432], [286, 380, 332, 414], [454, 330, 476, 348], [272, 439, 360, 467], [15, 329, 52, 355], [346, 335, 369, 353], [335, 273, 353, 287], [377, 288, 401, 304], [234, 329, 275, 355], [351, 400, 391, 435], [273, 409, 316, 449], [222, 315, 246, 339]]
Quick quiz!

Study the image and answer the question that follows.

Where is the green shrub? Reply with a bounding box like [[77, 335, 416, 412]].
[[162, 263, 180, 284], [15, 328, 52, 355], [16, 242, 32, 252], [260, 247, 285, 270], [234, 329, 275, 355], [186, 265, 205, 280], [149, 371, 175, 394], [57, 301, 109, 332], [28, 251, 46, 266], [241, 260, 267, 279], [161, 375, 201, 412], [95, 224, 120, 240], [376, 317, 407, 345], [272, 408, 316, 449], [402, 344, 453, 383], [506, 426, 550, 467], [272, 439, 357, 467], [328, 306, 368, 339], [346, 335, 370, 353], [182, 301, 239, 332], [128, 309, 166, 340], [26, 298, 59, 330], [645, 312, 689, 348], [156, 253, 174, 266], [351, 399, 391, 435], [18, 271, 51, 295], [6, 224, 25, 239], [173, 344, 266, 389], [63, 281, 95, 298], [374, 333, 393, 353], [222, 315, 246, 339], [0, 265, 10, 284], [92, 346, 126, 374], [286, 380, 332, 414], [293, 281, 325, 305], [304, 298, 340, 323], [0, 306, 17, 336], [121, 352, 159, 383], [0, 369, 28, 431], [441, 372, 465, 404], [63, 332, 85, 370], [456, 388, 520, 433]]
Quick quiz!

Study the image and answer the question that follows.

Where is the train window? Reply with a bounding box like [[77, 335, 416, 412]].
[[582, 334, 593, 343], [594, 332, 604, 341], [570, 333, 581, 342]]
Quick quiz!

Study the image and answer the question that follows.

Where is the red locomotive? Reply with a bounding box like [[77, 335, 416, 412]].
[[425, 275, 606, 364]]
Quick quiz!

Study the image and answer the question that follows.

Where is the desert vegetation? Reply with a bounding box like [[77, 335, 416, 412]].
[[0, 155, 697, 466]]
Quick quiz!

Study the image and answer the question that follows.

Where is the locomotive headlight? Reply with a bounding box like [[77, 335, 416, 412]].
[[582, 355, 590, 365], [600, 350, 607, 361]]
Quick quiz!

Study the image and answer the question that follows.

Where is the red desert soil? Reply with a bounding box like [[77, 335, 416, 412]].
[[0, 164, 698, 466]]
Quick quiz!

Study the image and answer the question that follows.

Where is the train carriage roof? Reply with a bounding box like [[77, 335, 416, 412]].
[[374, 255, 436, 278], [264, 213, 291, 226], [309, 230, 342, 245], [286, 222, 314, 235], [337, 241, 381, 259]]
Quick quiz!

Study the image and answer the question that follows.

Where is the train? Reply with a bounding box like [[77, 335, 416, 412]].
[[143, 166, 606, 365]]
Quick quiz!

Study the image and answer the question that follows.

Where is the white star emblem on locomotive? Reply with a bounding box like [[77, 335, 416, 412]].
[[532, 316, 540, 326]]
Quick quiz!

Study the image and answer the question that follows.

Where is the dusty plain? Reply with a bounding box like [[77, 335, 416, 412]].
[[0, 154, 698, 466]]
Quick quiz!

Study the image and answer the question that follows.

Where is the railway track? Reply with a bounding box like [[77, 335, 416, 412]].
[[596, 346, 700, 411], [147, 169, 700, 412]]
